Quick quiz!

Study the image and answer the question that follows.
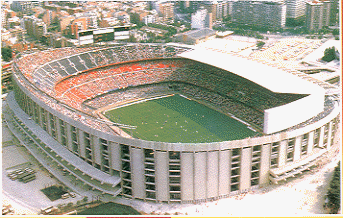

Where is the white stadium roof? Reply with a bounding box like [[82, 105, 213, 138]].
[[178, 48, 324, 95]]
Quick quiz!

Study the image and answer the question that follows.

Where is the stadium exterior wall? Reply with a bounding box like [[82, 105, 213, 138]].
[[8, 74, 340, 203]]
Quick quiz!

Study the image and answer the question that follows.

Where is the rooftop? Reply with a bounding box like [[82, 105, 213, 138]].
[[178, 48, 325, 95], [178, 28, 216, 40]]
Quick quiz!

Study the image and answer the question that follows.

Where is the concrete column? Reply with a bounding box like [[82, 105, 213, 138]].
[[218, 150, 231, 196], [46, 112, 52, 136], [207, 151, 219, 199], [194, 152, 207, 200], [55, 118, 62, 145], [318, 126, 325, 148], [278, 140, 287, 167], [89, 135, 95, 163], [33, 103, 40, 125], [293, 136, 302, 161], [260, 143, 271, 185], [327, 122, 333, 150], [131, 147, 145, 199], [110, 142, 121, 171], [181, 152, 194, 201], [78, 130, 86, 159], [307, 131, 314, 154], [38, 107, 44, 128], [66, 123, 73, 152], [92, 136, 102, 165], [155, 151, 168, 202], [42, 110, 49, 130], [240, 148, 252, 192]]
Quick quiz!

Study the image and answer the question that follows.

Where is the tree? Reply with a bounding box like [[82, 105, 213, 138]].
[[82, 196, 88, 202], [1, 46, 13, 62], [66, 202, 74, 208], [326, 162, 341, 213], [332, 29, 339, 36], [257, 41, 265, 49], [322, 47, 338, 62]]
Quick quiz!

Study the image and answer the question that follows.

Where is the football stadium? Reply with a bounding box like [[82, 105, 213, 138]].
[[4, 43, 340, 203]]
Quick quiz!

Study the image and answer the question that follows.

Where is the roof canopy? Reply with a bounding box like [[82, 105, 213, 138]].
[[178, 48, 324, 95]]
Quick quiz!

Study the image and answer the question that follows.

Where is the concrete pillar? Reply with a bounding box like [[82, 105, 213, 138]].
[[307, 131, 314, 154], [155, 151, 168, 202], [110, 142, 121, 171], [39, 108, 46, 130], [66, 123, 73, 152], [278, 140, 287, 167], [260, 143, 271, 185], [240, 147, 252, 192], [78, 130, 86, 159], [33, 103, 40, 125], [55, 118, 62, 145], [131, 147, 145, 199], [218, 150, 231, 196], [45, 112, 52, 136], [89, 135, 95, 163], [181, 152, 194, 201], [327, 122, 332, 150], [194, 152, 207, 200], [92, 136, 102, 165], [293, 136, 302, 161], [318, 126, 325, 148], [207, 151, 219, 198]]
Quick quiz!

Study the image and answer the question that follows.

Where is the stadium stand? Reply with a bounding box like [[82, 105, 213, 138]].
[[8, 43, 339, 204]]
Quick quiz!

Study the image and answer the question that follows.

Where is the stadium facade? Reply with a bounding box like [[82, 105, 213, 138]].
[[5, 43, 340, 204]]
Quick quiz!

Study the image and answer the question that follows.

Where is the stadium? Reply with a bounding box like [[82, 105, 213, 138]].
[[4, 43, 340, 204]]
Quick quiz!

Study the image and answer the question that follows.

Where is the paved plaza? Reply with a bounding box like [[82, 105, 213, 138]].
[[2, 123, 85, 215]]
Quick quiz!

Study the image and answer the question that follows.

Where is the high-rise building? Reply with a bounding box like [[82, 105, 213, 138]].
[[305, 0, 331, 30], [9, 26, 26, 42], [23, 16, 47, 40], [1, 8, 8, 29], [329, 0, 339, 26], [284, 0, 307, 24], [143, 14, 157, 25], [33, 21, 47, 39], [11, 1, 41, 13], [83, 11, 98, 29], [60, 16, 75, 32], [226, 0, 235, 16], [221, 1, 230, 19], [201, 1, 217, 22], [11, 1, 34, 13], [70, 17, 88, 38], [232, 0, 286, 29], [191, 7, 213, 29], [158, 2, 174, 21]]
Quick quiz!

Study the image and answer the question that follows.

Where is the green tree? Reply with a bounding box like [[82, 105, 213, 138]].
[[1, 46, 13, 62], [322, 47, 338, 62], [326, 162, 341, 213], [332, 29, 339, 35], [257, 41, 265, 49], [82, 196, 88, 202], [128, 34, 137, 43]]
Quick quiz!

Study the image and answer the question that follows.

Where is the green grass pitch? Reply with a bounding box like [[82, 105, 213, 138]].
[[104, 94, 259, 143]]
